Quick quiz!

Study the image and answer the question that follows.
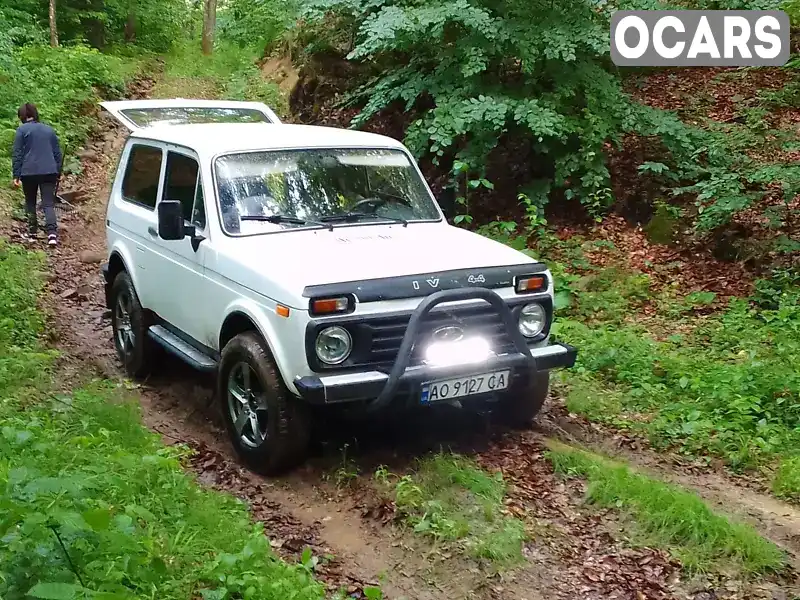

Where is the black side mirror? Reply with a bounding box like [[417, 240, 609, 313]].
[[437, 186, 456, 221], [158, 200, 187, 240]]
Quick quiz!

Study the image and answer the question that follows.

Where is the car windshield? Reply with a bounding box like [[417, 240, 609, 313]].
[[214, 148, 441, 235]]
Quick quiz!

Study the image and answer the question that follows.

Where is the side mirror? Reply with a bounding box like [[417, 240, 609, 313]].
[[437, 186, 456, 221], [157, 200, 186, 240]]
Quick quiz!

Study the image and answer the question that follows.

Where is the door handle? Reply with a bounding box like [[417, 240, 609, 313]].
[[147, 226, 158, 238]]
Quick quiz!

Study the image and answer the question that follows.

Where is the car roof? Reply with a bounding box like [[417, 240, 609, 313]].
[[128, 122, 408, 155]]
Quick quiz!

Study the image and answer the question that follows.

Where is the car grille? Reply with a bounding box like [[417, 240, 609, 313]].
[[360, 303, 519, 368]]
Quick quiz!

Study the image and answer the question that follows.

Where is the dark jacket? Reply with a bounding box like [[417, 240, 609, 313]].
[[12, 121, 63, 179]]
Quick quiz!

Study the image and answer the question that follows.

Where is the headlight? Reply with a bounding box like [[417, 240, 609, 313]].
[[315, 326, 352, 365], [518, 303, 546, 338]]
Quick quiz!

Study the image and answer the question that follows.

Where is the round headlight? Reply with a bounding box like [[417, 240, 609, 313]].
[[518, 303, 546, 338], [315, 326, 352, 365]]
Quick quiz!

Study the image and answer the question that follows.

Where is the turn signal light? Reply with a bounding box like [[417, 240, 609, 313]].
[[515, 275, 547, 294], [310, 296, 352, 315]]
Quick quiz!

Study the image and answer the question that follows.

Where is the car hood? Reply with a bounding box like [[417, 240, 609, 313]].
[[221, 222, 538, 307]]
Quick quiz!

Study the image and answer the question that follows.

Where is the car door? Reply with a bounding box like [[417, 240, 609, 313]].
[[112, 140, 166, 311], [148, 148, 211, 343]]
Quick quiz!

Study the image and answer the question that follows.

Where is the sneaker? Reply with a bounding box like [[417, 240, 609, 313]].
[[47, 234, 58, 247], [21, 231, 37, 242]]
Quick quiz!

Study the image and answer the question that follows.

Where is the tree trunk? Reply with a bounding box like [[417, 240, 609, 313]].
[[201, 0, 217, 55], [49, 0, 59, 47], [124, 10, 136, 43]]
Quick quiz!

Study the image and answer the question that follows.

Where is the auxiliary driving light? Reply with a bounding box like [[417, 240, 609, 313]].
[[424, 337, 492, 367], [518, 303, 546, 338], [315, 326, 352, 365]]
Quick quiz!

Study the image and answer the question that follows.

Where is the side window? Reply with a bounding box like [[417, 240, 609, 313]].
[[121, 145, 163, 209], [192, 179, 206, 230], [162, 151, 200, 222]]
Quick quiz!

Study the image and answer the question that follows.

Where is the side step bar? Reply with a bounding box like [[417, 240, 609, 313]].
[[148, 325, 218, 372]]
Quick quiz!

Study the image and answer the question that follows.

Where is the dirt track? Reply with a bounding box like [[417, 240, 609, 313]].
[[10, 74, 800, 600]]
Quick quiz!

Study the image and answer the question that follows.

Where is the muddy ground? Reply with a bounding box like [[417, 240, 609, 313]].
[[5, 74, 800, 600]]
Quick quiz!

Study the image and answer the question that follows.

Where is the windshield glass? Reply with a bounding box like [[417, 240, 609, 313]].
[[214, 148, 441, 235]]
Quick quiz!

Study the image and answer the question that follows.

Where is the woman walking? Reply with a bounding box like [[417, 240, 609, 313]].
[[11, 103, 63, 246]]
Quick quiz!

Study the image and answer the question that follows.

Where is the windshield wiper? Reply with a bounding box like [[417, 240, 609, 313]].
[[320, 212, 408, 227], [240, 214, 333, 231]]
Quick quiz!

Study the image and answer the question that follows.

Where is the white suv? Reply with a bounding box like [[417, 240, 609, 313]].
[[100, 99, 577, 474]]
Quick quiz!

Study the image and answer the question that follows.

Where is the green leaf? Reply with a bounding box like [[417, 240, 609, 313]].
[[27, 582, 84, 600], [82, 508, 112, 531], [364, 586, 383, 600], [554, 291, 572, 310]]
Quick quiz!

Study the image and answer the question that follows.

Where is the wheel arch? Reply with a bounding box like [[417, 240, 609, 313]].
[[217, 304, 298, 395], [106, 244, 142, 295]]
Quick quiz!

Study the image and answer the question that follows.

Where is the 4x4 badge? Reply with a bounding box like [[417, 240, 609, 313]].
[[467, 274, 485, 284]]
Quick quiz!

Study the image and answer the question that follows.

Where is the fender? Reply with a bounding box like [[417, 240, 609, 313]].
[[218, 297, 302, 396], [108, 242, 144, 302]]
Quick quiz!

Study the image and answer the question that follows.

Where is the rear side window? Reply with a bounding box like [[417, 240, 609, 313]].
[[163, 151, 200, 222], [120, 107, 270, 127], [121, 145, 163, 209]]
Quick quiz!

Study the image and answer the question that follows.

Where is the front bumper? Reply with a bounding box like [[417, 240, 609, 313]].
[[295, 342, 577, 404], [295, 287, 577, 407]]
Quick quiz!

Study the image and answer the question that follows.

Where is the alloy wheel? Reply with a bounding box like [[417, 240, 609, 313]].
[[227, 362, 269, 448]]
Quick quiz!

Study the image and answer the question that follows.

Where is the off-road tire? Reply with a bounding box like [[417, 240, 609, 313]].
[[217, 332, 311, 475], [495, 370, 549, 428], [110, 271, 154, 379]]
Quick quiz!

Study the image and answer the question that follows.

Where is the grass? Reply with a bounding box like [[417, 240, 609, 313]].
[[0, 244, 327, 599], [773, 456, 800, 504], [375, 454, 527, 567], [521, 230, 800, 498], [546, 442, 786, 575]]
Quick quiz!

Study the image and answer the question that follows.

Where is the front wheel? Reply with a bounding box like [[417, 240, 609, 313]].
[[110, 271, 153, 378], [495, 370, 549, 428], [217, 332, 310, 475]]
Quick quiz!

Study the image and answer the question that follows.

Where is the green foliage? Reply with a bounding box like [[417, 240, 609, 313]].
[[0, 24, 133, 183], [547, 443, 786, 574], [0, 383, 325, 600], [301, 0, 656, 213], [298, 0, 799, 247], [218, 0, 299, 52], [5, 0, 193, 52], [376, 455, 526, 566], [0, 243, 324, 600]]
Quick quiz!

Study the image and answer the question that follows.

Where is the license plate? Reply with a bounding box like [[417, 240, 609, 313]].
[[420, 370, 510, 404]]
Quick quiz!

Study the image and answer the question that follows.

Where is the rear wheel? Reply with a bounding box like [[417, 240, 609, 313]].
[[110, 271, 153, 378], [495, 370, 549, 428], [217, 332, 310, 475]]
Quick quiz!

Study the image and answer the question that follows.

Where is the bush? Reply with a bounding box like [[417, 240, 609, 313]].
[[0, 41, 130, 180]]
